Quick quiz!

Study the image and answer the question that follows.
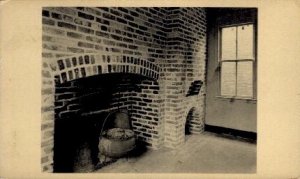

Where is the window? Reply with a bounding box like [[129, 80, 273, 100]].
[[219, 24, 255, 99]]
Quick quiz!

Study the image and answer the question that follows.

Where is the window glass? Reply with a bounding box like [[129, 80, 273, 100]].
[[221, 27, 236, 60], [237, 61, 253, 97], [221, 62, 236, 96], [237, 24, 254, 59]]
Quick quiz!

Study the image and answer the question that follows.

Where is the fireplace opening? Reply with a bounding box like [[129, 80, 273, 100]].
[[53, 73, 159, 172]]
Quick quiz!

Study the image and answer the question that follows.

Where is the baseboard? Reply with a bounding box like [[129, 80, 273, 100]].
[[205, 124, 257, 143]]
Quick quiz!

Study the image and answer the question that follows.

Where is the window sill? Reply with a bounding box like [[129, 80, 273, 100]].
[[216, 96, 257, 102]]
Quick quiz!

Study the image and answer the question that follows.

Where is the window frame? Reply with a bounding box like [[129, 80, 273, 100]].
[[217, 22, 257, 100]]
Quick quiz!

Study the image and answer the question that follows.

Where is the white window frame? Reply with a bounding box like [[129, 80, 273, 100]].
[[218, 23, 256, 100]]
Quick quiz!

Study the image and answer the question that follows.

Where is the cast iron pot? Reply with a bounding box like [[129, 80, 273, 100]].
[[99, 133, 136, 158]]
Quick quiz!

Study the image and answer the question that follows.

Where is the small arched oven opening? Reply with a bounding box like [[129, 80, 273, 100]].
[[185, 107, 195, 136]]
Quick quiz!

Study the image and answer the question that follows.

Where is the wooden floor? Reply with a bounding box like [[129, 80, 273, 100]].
[[95, 132, 256, 173]]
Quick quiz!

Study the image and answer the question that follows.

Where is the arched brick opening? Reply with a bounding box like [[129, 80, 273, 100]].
[[184, 107, 204, 137], [42, 53, 162, 172]]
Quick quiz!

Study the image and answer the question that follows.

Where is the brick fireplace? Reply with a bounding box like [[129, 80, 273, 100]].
[[41, 7, 207, 172]]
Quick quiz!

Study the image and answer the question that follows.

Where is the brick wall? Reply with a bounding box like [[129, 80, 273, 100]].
[[131, 80, 163, 148], [162, 8, 207, 148], [41, 7, 206, 172], [42, 7, 167, 60], [41, 61, 55, 172]]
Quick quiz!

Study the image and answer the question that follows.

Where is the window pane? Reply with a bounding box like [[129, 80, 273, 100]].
[[237, 61, 253, 97], [221, 27, 236, 60], [237, 24, 254, 59], [221, 62, 236, 96]]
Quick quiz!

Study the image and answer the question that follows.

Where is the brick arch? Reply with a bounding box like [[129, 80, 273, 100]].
[[47, 53, 160, 84]]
